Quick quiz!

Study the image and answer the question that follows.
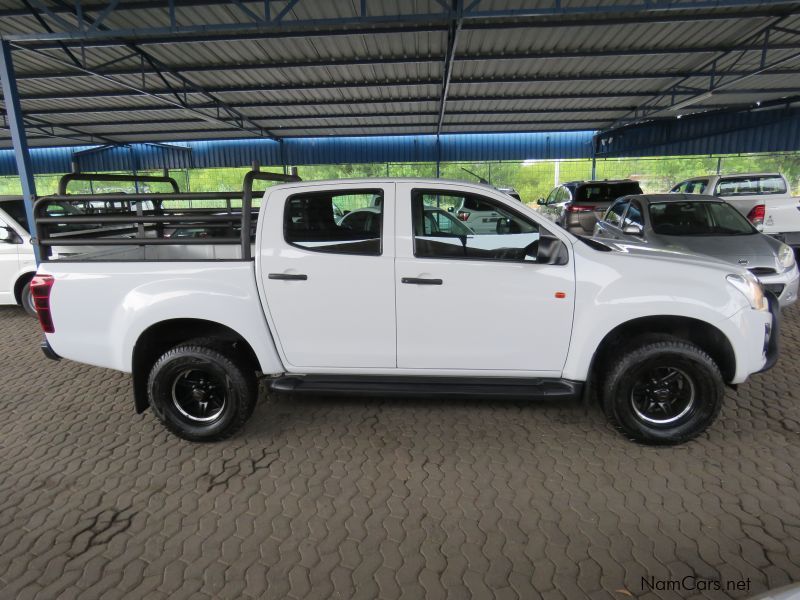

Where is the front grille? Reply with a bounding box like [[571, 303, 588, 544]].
[[748, 267, 777, 276], [763, 283, 785, 296]]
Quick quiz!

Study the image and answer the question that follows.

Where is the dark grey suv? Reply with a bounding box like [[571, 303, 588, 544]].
[[538, 179, 643, 235]]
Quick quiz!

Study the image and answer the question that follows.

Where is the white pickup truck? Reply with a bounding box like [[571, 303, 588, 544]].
[[670, 173, 800, 247], [32, 177, 779, 445]]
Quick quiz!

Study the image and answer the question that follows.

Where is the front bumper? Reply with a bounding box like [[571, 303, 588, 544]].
[[757, 292, 780, 373], [758, 264, 799, 307]]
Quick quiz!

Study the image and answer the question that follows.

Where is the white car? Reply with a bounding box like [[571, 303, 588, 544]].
[[671, 173, 800, 249], [0, 197, 37, 315], [34, 178, 778, 446]]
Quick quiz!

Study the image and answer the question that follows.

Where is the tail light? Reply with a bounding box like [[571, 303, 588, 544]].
[[566, 203, 595, 213], [747, 204, 765, 227], [30, 274, 55, 333], [457, 211, 470, 221]]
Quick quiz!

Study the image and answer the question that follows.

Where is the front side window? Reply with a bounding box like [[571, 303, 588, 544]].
[[624, 201, 644, 228], [2, 200, 29, 232], [715, 176, 786, 196], [604, 200, 628, 227], [285, 189, 383, 255], [412, 190, 545, 262]]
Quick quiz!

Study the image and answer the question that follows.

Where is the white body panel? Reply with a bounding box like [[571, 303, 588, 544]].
[[39, 261, 283, 375], [0, 206, 35, 305], [256, 182, 397, 369], [38, 178, 771, 388], [393, 181, 575, 373]]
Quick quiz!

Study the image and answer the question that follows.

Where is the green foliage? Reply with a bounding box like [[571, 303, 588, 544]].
[[2, 153, 799, 204]]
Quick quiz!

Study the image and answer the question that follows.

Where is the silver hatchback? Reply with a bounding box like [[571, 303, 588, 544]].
[[593, 193, 799, 307]]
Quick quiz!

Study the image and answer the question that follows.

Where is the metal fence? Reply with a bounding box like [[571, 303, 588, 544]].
[[2, 152, 800, 208]]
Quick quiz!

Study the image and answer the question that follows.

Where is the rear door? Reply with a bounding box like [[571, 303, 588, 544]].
[[394, 183, 575, 373], [258, 184, 396, 369]]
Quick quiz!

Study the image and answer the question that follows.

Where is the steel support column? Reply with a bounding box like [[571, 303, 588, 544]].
[[0, 40, 40, 263]]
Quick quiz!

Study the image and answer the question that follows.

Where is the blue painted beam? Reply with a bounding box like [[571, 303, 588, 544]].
[[0, 40, 40, 263]]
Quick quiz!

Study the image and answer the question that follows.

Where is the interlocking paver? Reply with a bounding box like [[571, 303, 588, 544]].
[[1, 303, 800, 599]]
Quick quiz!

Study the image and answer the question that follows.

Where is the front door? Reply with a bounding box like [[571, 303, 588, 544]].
[[258, 184, 396, 369], [395, 184, 575, 373]]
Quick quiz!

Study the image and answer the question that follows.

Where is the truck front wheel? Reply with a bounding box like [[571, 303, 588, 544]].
[[602, 339, 724, 445], [147, 344, 257, 442]]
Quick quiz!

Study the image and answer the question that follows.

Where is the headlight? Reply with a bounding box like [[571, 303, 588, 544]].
[[777, 243, 796, 271], [727, 273, 767, 311]]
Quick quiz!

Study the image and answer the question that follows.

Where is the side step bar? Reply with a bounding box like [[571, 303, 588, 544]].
[[269, 375, 583, 400]]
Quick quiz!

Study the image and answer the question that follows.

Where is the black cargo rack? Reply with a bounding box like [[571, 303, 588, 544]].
[[33, 167, 301, 261]]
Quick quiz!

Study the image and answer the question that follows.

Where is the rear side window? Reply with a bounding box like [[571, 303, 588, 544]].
[[715, 176, 786, 196], [604, 200, 628, 226], [284, 190, 383, 255], [574, 181, 642, 204]]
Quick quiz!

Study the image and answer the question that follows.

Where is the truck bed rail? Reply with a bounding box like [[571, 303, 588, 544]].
[[33, 168, 300, 261]]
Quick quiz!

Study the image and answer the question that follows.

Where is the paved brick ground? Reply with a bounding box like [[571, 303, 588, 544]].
[[0, 305, 799, 600]]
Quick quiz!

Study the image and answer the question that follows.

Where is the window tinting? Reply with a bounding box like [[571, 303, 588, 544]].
[[715, 176, 786, 196], [1, 200, 29, 232], [285, 190, 383, 255], [574, 181, 642, 204], [412, 190, 546, 263], [649, 202, 755, 235]]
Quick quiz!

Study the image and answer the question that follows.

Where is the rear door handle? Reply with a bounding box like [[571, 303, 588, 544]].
[[401, 277, 443, 285], [268, 273, 308, 281]]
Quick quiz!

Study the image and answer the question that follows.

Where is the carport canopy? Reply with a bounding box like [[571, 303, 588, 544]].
[[2, 0, 800, 149]]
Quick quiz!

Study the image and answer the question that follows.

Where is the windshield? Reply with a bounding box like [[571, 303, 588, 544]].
[[649, 201, 756, 236]]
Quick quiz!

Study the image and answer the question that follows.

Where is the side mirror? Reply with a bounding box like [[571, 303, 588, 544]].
[[536, 198, 546, 206], [622, 224, 644, 236]]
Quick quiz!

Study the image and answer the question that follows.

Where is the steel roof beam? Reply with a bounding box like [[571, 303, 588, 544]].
[[437, 0, 462, 136], [14, 42, 800, 81], [26, 0, 277, 140], [7, 2, 800, 47], [607, 15, 800, 130], [21, 88, 797, 116], [36, 107, 634, 128], [15, 69, 800, 101]]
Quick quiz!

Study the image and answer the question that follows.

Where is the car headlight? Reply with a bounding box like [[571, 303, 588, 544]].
[[777, 243, 796, 271], [727, 272, 767, 311]]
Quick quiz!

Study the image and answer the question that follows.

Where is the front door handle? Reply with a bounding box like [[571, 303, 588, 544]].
[[401, 277, 443, 285], [268, 273, 308, 281]]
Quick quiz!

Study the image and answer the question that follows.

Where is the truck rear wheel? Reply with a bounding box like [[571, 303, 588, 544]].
[[602, 339, 724, 445], [147, 344, 257, 442]]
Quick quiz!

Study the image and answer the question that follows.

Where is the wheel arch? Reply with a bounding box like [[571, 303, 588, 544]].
[[587, 315, 736, 389], [131, 318, 263, 414], [13, 271, 35, 305]]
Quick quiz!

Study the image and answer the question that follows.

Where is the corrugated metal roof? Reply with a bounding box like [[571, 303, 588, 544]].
[[1, 1, 800, 152]]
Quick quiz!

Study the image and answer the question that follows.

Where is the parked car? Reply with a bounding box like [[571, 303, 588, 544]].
[[593, 194, 798, 308], [670, 173, 800, 250], [537, 179, 643, 235], [0, 197, 37, 316], [34, 178, 778, 446]]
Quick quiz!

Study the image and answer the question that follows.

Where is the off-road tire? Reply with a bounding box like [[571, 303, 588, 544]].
[[602, 339, 724, 445], [148, 344, 257, 442]]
